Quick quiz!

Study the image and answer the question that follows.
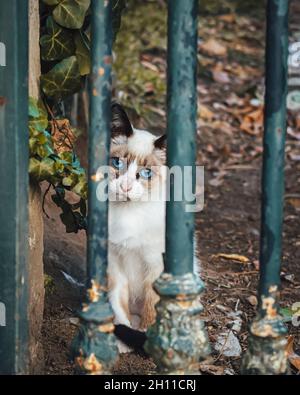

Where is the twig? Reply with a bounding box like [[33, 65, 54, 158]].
[[42, 182, 52, 219]]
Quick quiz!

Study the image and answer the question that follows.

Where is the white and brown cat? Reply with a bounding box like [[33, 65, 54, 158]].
[[108, 103, 200, 353]]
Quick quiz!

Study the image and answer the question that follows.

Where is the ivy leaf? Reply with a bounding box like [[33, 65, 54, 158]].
[[40, 16, 75, 61], [52, 0, 91, 30], [29, 97, 48, 131], [29, 157, 56, 181], [74, 30, 91, 75], [40, 56, 82, 99], [72, 174, 88, 200]]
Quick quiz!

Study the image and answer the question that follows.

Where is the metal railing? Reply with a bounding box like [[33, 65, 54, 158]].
[[0, 1, 29, 374]]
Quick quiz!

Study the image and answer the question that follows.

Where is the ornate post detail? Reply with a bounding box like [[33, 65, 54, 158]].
[[145, 273, 210, 374], [242, 287, 288, 375]]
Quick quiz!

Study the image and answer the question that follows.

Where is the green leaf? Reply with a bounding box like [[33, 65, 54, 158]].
[[72, 174, 87, 199], [52, 0, 91, 30], [279, 307, 294, 323], [40, 56, 82, 99], [62, 174, 78, 187], [74, 30, 91, 75], [29, 97, 48, 131], [29, 97, 40, 118], [29, 157, 56, 181], [40, 16, 75, 61]]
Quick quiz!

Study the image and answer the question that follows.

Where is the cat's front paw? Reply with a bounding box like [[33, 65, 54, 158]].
[[117, 339, 133, 354]]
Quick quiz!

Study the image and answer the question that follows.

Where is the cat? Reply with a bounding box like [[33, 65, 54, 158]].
[[108, 103, 200, 353]]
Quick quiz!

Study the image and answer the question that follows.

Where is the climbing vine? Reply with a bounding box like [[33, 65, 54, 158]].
[[29, 0, 125, 233]]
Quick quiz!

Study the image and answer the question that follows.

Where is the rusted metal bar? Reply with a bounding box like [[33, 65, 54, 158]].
[[242, 0, 290, 375], [144, 0, 210, 374], [72, 0, 118, 374], [0, 0, 29, 374]]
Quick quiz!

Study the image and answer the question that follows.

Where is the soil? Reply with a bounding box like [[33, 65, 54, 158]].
[[41, 1, 300, 375]]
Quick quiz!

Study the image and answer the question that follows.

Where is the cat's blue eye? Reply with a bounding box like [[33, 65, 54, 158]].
[[139, 168, 152, 179], [111, 157, 125, 170]]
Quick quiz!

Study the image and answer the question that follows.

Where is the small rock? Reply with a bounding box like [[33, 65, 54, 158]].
[[215, 331, 242, 357], [69, 317, 80, 326]]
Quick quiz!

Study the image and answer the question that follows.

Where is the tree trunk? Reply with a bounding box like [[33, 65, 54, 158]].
[[28, 0, 45, 374]]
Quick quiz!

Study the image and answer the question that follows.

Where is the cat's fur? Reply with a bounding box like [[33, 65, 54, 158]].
[[108, 103, 200, 352]]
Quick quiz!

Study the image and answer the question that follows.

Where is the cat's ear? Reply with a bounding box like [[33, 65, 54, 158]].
[[154, 134, 167, 150], [111, 102, 133, 138]]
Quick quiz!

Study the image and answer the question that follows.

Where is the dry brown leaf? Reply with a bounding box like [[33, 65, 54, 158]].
[[199, 364, 225, 375], [218, 14, 236, 23], [199, 105, 214, 121], [50, 119, 76, 154], [247, 295, 258, 306], [286, 336, 300, 372], [200, 38, 227, 57], [213, 253, 250, 263], [239, 106, 264, 136], [287, 198, 300, 210]]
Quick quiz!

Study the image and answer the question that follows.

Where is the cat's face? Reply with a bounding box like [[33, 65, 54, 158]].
[[109, 103, 166, 202]]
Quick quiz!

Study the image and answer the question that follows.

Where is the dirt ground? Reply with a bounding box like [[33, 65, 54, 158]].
[[41, 1, 300, 375]]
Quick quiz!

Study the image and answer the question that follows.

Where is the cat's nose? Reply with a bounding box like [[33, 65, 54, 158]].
[[120, 180, 132, 192]]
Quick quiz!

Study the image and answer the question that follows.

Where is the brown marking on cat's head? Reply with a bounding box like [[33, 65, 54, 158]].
[[109, 103, 166, 202]]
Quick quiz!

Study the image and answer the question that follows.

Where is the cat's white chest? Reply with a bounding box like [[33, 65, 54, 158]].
[[108, 201, 165, 250]]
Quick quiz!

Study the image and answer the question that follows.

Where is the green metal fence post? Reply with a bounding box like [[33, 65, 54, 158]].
[[72, 0, 118, 374], [145, 0, 210, 374], [0, 1, 29, 374], [242, 0, 289, 375]]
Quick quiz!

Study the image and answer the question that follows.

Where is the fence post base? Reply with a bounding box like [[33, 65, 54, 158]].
[[144, 272, 210, 374], [241, 289, 288, 375], [72, 286, 119, 375]]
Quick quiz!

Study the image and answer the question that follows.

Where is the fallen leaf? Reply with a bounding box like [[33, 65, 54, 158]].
[[287, 127, 300, 140], [286, 336, 300, 372], [50, 119, 76, 154], [247, 295, 258, 306], [218, 14, 236, 23], [239, 106, 264, 136], [200, 38, 227, 57], [199, 364, 225, 375], [213, 253, 250, 263], [212, 69, 230, 84], [253, 260, 260, 270], [199, 104, 214, 120], [287, 198, 300, 210]]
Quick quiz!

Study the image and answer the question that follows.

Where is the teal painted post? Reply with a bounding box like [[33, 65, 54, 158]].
[[0, 1, 29, 374], [242, 0, 289, 375], [145, 0, 210, 374], [73, 0, 118, 374]]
